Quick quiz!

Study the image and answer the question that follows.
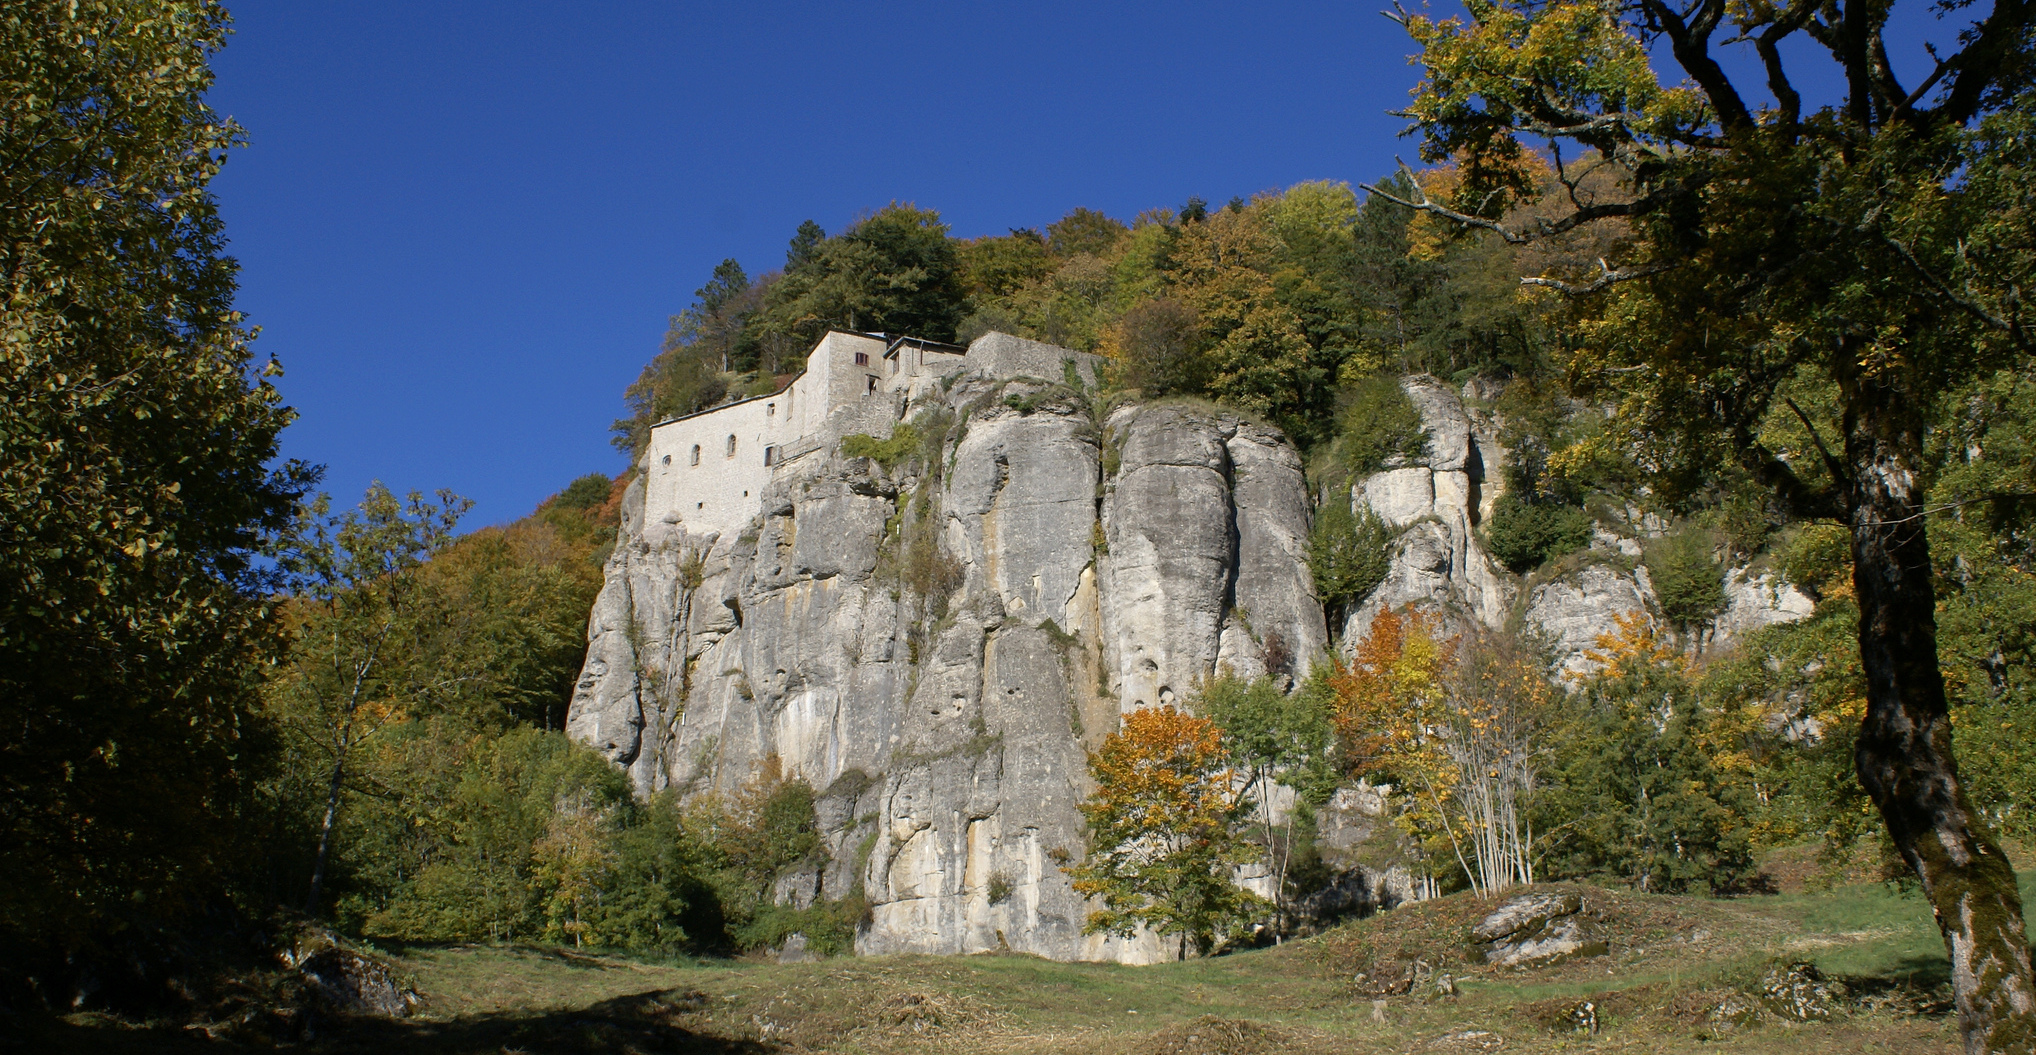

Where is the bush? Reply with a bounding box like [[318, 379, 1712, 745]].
[[1483, 493, 1592, 572], [1333, 374, 1429, 475], [1310, 489, 1394, 619], [841, 423, 922, 470], [1645, 527, 1727, 636]]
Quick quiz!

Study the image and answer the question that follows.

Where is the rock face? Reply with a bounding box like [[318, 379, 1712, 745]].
[[566, 362, 1819, 963], [1342, 376, 1512, 648], [1470, 891, 1608, 968], [567, 372, 1325, 963]]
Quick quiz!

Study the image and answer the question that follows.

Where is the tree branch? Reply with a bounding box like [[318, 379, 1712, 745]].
[[1521, 258, 1675, 295], [1937, 0, 2034, 125], [1640, 0, 1756, 131], [1359, 159, 1682, 246], [1785, 396, 1851, 488]]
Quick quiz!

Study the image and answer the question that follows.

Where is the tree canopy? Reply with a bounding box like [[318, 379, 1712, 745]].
[[0, 0, 310, 950]]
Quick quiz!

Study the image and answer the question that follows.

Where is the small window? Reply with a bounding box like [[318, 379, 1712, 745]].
[[767, 402, 776, 418], [854, 351, 869, 366], [690, 444, 700, 466], [764, 446, 777, 466], [661, 454, 671, 466], [726, 435, 737, 457], [866, 374, 879, 394]]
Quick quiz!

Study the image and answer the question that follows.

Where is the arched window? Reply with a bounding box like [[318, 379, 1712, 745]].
[[690, 444, 700, 466], [726, 434, 737, 457]]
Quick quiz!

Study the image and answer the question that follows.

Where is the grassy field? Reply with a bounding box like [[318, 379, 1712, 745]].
[[26, 870, 2004, 1054]]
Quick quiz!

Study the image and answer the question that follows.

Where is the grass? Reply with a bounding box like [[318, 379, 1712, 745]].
[[27, 874, 2021, 1054]]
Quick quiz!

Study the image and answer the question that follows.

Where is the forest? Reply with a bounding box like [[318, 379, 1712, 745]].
[[7, 0, 2036, 1050]]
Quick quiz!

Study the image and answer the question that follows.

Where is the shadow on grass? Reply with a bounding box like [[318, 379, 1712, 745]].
[[20, 988, 777, 1055]]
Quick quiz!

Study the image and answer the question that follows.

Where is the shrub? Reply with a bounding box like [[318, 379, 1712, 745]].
[[1483, 493, 1592, 573], [1645, 526, 1727, 636], [841, 423, 923, 470], [1334, 374, 1429, 475], [1309, 489, 1394, 620]]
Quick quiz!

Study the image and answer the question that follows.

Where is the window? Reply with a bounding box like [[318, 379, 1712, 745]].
[[767, 402, 775, 418], [661, 454, 671, 466], [854, 351, 869, 366], [866, 374, 879, 394], [690, 444, 700, 466], [726, 435, 737, 457], [764, 446, 777, 466]]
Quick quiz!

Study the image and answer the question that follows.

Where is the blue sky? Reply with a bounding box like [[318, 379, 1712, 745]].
[[207, 1, 1968, 528]]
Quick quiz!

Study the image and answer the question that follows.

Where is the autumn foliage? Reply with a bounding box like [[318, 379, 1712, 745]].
[[1067, 706, 1265, 958]]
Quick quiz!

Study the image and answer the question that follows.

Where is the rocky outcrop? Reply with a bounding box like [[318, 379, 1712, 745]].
[[1470, 891, 1607, 968], [1342, 376, 1513, 648], [567, 376, 1326, 963], [567, 363, 1821, 963]]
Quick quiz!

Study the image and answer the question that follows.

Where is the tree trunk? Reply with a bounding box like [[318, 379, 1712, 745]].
[[305, 744, 347, 916], [1847, 410, 2036, 1055]]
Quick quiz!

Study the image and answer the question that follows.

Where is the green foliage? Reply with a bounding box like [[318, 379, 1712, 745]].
[[1644, 526, 1727, 637], [1308, 489, 1394, 620], [1537, 651, 1758, 894], [1482, 493, 1592, 573], [1046, 207, 1130, 258], [753, 204, 968, 347], [1775, 522, 1851, 599], [1333, 375, 1429, 475], [554, 473, 614, 513], [1198, 674, 1338, 931], [1199, 675, 1338, 804], [840, 423, 923, 471], [0, 0, 311, 947]]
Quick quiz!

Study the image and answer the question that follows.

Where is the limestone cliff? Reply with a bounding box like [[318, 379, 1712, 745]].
[[568, 372, 1325, 963], [566, 364, 1814, 964]]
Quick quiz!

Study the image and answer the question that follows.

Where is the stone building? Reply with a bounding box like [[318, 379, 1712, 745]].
[[640, 330, 1100, 540]]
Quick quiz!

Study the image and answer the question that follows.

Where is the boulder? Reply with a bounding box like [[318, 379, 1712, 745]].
[[281, 930, 418, 1018], [1470, 891, 1608, 968]]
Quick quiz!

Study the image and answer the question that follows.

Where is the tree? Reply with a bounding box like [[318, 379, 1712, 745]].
[[1105, 296, 1208, 396], [272, 484, 469, 915], [1329, 610, 1547, 897], [1308, 489, 1394, 626], [0, 0, 309, 948], [1067, 706, 1266, 959], [753, 204, 969, 345], [1541, 617, 1758, 892], [1375, 3, 2036, 1042], [1198, 675, 1337, 936]]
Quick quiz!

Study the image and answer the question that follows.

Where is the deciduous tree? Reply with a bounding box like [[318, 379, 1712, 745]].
[[0, 0, 309, 947], [1068, 706, 1265, 959], [1374, 1, 2036, 1042]]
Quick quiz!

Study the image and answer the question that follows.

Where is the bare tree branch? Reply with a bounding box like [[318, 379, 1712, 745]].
[[1521, 258, 1676, 294], [1359, 158, 1682, 246]]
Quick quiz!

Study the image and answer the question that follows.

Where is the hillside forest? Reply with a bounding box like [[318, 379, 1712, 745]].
[[7, 0, 2036, 1049]]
